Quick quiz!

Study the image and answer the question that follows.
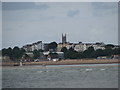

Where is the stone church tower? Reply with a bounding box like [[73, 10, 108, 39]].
[[62, 33, 67, 44]]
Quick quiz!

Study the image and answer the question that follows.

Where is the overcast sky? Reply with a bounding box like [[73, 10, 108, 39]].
[[2, 2, 118, 49]]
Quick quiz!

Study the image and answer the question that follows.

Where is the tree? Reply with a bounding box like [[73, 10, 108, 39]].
[[49, 52, 58, 59], [19, 48, 26, 58], [103, 48, 114, 56], [61, 47, 67, 53], [2, 48, 8, 56], [83, 46, 95, 58], [117, 47, 120, 54], [2, 47, 26, 61], [23, 54, 30, 59], [112, 48, 118, 55], [38, 49, 44, 52], [94, 49, 104, 58], [12, 46, 23, 60], [33, 50, 40, 59], [7, 47, 13, 59], [69, 47, 74, 51], [105, 44, 114, 49], [48, 42, 57, 51], [64, 48, 78, 59], [2, 47, 13, 59], [64, 50, 73, 59]]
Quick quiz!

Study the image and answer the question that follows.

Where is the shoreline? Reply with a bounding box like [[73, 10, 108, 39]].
[[2, 59, 119, 66]]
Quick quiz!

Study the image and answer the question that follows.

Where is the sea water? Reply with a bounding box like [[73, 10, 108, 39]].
[[2, 63, 119, 88]]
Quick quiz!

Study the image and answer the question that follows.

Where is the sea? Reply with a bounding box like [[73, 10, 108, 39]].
[[2, 63, 119, 88]]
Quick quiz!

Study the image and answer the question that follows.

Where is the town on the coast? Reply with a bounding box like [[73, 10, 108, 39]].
[[1, 33, 120, 63]]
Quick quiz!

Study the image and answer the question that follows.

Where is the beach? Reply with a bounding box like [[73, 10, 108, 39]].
[[2, 59, 119, 66]]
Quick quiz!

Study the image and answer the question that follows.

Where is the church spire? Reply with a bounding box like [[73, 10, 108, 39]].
[[62, 33, 67, 44]]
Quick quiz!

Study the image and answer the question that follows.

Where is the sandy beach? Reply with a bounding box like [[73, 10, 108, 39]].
[[2, 59, 119, 66]]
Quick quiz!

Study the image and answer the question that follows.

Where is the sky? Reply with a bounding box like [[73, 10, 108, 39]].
[[2, 2, 118, 49]]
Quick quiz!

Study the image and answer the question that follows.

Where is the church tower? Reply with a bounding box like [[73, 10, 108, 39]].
[[62, 33, 67, 44]]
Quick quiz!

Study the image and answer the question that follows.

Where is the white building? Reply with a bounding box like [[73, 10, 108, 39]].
[[74, 43, 87, 52], [37, 41, 44, 50], [92, 44, 105, 50], [66, 43, 74, 49], [22, 44, 32, 52], [22, 41, 44, 52], [74, 42, 105, 52]]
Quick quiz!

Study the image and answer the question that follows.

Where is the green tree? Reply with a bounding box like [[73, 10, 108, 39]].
[[2, 48, 8, 56], [7, 47, 13, 59], [47, 42, 57, 52], [12, 46, 22, 60], [20, 48, 26, 57], [38, 49, 44, 52], [117, 47, 120, 54], [48, 42, 57, 49], [94, 49, 104, 58], [23, 54, 30, 59], [83, 46, 95, 58], [2, 47, 13, 59], [49, 52, 58, 59], [64, 48, 78, 59], [105, 44, 114, 49], [33, 50, 40, 59], [103, 48, 114, 56], [69, 47, 74, 51], [64, 50, 73, 59], [61, 47, 67, 53]]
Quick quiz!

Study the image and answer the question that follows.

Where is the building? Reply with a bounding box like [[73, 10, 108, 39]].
[[22, 41, 44, 52], [57, 43, 63, 52], [66, 43, 74, 50], [43, 51, 64, 61], [22, 44, 32, 52], [22, 52, 34, 62], [58, 41, 106, 52], [92, 44, 105, 50], [43, 43, 49, 51], [37, 41, 44, 50], [57, 42, 74, 52], [113, 45, 120, 49], [57, 34, 73, 51], [22, 34, 119, 54], [74, 42, 105, 52], [62, 33, 67, 44], [74, 43, 87, 52], [25, 52, 34, 58]]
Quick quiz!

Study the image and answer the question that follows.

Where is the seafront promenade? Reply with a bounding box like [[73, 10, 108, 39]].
[[2, 59, 119, 66]]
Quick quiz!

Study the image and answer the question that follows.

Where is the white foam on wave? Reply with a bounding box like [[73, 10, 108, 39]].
[[37, 71, 43, 73], [45, 71, 49, 72], [37, 70, 51, 73], [85, 69, 93, 71], [100, 69, 105, 71]]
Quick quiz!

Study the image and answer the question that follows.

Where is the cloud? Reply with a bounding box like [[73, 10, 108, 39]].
[[2, 2, 118, 48], [92, 2, 117, 10], [91, 2, 118, 17], [2, 2, 50, 11], [67, 10, 79, 17]]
